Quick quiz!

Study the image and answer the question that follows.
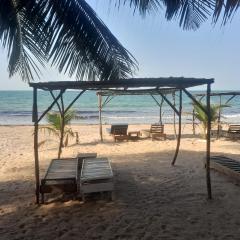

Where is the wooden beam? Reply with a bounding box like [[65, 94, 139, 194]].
[[225, 95, 236, 104], [64, 90, 85, 114], [192, 109, 196, 135], [206, 83, 212, 199], [183, 89, 208, 115], [50, 91, 63, 113], [172, 90, 182, 165], [158, 91, 180, 116], [58, 95, 65, 159], [217, 95, 222, 139], [102, 96, 115, 108], [37, 91, 63, 123], [98, 94, 103, 142], [33, 88, 40, 204], [29, 78, 214, 91]]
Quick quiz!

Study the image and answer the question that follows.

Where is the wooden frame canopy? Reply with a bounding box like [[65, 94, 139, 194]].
[[29, 77, 214, 204], [29, 77, 213, 90]]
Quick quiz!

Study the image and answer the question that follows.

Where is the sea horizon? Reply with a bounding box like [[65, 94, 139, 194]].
[[1, 90, 240, 126]]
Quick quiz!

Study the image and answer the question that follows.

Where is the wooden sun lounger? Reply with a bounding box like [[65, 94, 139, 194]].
[[80, 158, 114, 201], [40, 158, 78, 203], [227, 125, 240, 139], [210, 155, 240, 183], [150, 124, 166, 140], [110, 125, 129, 142]]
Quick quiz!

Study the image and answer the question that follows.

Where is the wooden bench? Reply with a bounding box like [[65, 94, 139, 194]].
[[210, 155, 240, 183], [80, 158, 114, 201], [112, 125, 129, 142], [150, 124, 166, 140], [227, 125, 240, 139], [40, 158, 78, 203]]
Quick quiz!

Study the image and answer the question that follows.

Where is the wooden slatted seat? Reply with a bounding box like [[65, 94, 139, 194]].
[[210, 155, 240, 183], [80, 158, 114, 201], [40, 158, 78, 203], [150, 124, 166, 140]]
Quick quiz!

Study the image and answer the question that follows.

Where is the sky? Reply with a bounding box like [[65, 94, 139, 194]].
[[1, 1, 240, 90]]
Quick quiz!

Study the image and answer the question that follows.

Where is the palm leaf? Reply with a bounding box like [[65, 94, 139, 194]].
[[1, 0, 137, 82]]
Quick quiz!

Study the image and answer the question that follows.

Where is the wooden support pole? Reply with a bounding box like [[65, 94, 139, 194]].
[[172, 90, 182, 166], [192, 108, 196, 135], [33, 88, 40, 204], [98, 94, 103, 142], [206, 83, 212, 199], [217, 95, 222, 139], [58, 95, 65, 159], [158, 92, 180, 116], [37, 91, 63, 123], [173, 93, 177, 138]]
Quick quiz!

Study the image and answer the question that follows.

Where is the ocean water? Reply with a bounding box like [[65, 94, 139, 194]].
[[0, 90, 240, 125]]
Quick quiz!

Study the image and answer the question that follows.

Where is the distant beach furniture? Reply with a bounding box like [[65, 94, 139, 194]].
[[227, 124, 240, 140], [107, 124, 129, 141], [141, 124, 166, 140], [210, 155, 240, 183]]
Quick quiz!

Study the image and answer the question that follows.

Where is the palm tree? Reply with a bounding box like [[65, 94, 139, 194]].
[[193, 103, 228, 138], [1, 1, 239, 82], [39, 110, 76, 157]]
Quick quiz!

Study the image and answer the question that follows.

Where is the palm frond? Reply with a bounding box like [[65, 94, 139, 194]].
[[1, 0, 137, 82], [25, 0, 137, 81], [114, 0, 161, 16], [39, 125, 60, 138], [0, 0, 47, 81]]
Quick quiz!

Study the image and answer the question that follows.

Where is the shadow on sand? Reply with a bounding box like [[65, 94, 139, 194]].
[[1, 150, 240, 239]]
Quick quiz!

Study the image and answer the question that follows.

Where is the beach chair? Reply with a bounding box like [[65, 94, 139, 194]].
[[210, 156, 240, 183], [80, 157, 114, 201], [111, 124, 128, 142], [227, 125, 240, 139], [40, 158, 78, 203], [150, 124, 166, 140]]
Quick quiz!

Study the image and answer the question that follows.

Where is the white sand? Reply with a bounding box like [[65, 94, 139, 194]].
[[0, 124, 240, 240]]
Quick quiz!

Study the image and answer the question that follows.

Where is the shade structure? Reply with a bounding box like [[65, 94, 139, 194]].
[[29, 76, 214, 204], [29, 77, 213, 90]]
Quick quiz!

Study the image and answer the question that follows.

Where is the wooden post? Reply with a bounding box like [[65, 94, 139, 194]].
[[33, 87, 40, 204], [98, 94, 103, 142], [58, 95, 65, 159], [192, 108, 196, 135], [159, 97, 164, 125], [206, 83, 212, 199], [217, 95, 222, 139], [173, 93, 177, 138], [172, 90, 182, 166]]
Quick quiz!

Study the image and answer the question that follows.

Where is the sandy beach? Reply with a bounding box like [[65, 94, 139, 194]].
[[0, 123, 240, 239]]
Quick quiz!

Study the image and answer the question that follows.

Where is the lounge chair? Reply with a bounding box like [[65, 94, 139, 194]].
[[108, 124, 128, 142], [80, 157, 114, 201], [40, 158, 78, 203], [227, 124, 240, 139], [210, 155, 240, 183], [150, 124, 166, 140]]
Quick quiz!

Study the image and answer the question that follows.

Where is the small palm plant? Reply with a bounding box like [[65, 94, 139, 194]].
[[39, 110, 76, 155], [193, 103, 229, 138]]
